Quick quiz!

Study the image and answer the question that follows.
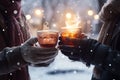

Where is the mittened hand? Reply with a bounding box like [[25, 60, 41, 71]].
[[20, 37, 58, 64], [59, 36, 99, 66], [59, 37, 88, 61], [59, 44, 82, 61]]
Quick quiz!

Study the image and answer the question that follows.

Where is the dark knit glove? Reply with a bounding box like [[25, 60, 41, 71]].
[[59, 37, 109, 66], [20, 37, 58, 65]]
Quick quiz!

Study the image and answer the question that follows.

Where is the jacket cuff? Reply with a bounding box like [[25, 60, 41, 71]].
[[5, 47, 28, 71], [91, 44, 110, 66]]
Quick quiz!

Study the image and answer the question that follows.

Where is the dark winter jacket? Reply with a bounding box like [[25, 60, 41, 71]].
[[0, 0, 30, 80], [91, 0, 120, 80]]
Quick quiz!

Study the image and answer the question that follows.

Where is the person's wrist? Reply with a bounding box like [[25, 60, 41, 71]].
[[79, 39, 100, 66], [91, 44, 110, 66], [6, 46, 28, 69]]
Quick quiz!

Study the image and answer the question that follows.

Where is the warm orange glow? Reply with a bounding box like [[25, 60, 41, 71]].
[[65, 12, 81, 29], [34, 9, 44, 17], [62, 11, 82, 43], [66, 13, 72, 19], [61, 27, 82, 39], [61, 11, 83, 46], [88, 10, 94, 16], [94, 14, 99, 20], [26, 14, 31, 20], [52, 23, 57, 28], [61, 27, 83, 46], [35, 9, 42, 15]]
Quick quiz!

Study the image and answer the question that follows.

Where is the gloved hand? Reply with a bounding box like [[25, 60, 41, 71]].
[[59, 37, 109, 66], [20, 37, 58, 65]]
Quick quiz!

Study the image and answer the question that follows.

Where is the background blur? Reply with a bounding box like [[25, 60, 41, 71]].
[[21, 0, 106, 80]]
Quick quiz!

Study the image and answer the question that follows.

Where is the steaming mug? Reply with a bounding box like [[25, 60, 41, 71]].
[[60, 27, 85, 46]]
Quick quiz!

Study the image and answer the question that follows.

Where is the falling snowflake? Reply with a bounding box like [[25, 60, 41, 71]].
[[109, 64, 112, 67], [17, 62, 20, 66], [13, 10, 18, 14], [2, 29, 5, 32], [5, 10, 7, 13], [12, 0, 15, 3], [9, 73, 13, 76]]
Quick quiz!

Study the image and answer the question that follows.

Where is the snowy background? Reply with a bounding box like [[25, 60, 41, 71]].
[[29, 51, 94, 80], [21, 0, 100, 34], [21, 0, 100, 80]]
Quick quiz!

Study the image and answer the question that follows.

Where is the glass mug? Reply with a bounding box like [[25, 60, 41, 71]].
[[61, 27, 84, 46], [37, 30, 59, 48]]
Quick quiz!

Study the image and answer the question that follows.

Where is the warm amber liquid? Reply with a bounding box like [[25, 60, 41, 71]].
[[61, 36, 75, 46], [40, 44, 56, 48], [37, 32, 58, 48], [61, 31, 85, 46]]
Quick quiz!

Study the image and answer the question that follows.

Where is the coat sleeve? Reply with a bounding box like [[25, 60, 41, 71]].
[[0, 47, 27, 75], [103, 49, 120, 77], [90, 42, 120, 77]]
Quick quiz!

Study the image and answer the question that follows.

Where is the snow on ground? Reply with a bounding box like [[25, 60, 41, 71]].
[[29, 51, 94, 80]]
